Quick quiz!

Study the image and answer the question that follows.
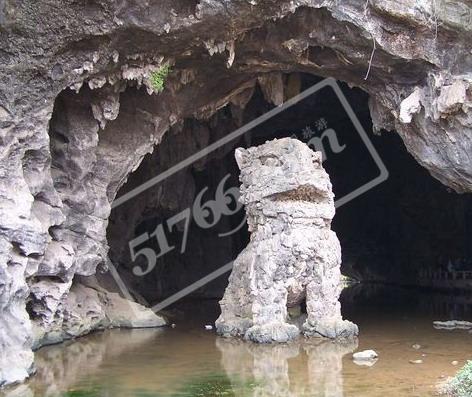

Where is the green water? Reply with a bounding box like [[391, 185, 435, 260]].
[[4, 287, 472, 397]]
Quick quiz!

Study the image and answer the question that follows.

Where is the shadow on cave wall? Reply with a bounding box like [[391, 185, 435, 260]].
[[107, 73, 472, 306]]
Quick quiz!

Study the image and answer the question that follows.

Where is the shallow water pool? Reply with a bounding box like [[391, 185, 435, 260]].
[[5, 286, 472, 397]]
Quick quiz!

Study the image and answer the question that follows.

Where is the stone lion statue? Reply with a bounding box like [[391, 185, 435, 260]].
[[215, 137, 358, 343]]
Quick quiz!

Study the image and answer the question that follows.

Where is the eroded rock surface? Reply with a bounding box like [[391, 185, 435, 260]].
[[216, 138, 358, 342], [1, 0, 472, 386], [30, 277, 166, 350]]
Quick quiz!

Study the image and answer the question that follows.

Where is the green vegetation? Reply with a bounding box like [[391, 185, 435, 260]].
[[149, 63, 171, 93], [449, 361, 472, 397], [60, 374, 258, 397], [161, 373, 258, 397], [62, 386, 102, 397]]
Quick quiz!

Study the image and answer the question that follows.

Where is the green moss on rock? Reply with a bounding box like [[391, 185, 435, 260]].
[[150, 63, 171, 93]]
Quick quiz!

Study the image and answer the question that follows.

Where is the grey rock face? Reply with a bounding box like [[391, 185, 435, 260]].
[[0, 240, 34, 387], [30, 278, 166, 350], [0, 0, 471, 386], [216, 138, 358, 342]]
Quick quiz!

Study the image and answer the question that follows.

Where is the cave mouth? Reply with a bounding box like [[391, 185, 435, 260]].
[[107, 72, 472, 312]]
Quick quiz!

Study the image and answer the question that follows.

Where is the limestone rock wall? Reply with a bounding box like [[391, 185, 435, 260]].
[[0, 0, 471, 386], [216, 138, 358, 342]]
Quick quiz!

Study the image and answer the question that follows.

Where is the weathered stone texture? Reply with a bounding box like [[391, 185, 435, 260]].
[[0, 0, 471, 386], [216, 138, 358, 342]]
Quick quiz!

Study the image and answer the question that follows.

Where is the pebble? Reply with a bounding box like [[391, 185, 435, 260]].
[[171, 323, 176, 328], [452, 361, 459, 366], [412, 344, 421, 350], [353, 350, 378, 360], [205, 325, 213, 330], [353, 350, 378, 361], [409, 359, 423, 364]]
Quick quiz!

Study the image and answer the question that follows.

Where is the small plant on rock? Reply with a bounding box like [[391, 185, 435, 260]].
[[149, 63, 171, 93], [448, 361, 472, 397]]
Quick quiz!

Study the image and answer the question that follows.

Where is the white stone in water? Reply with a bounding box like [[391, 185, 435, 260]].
[[353, 349, 379, 367], [433, 320, 472, 330], [205, 325, 213, 330], [353, 350, 378, 361], [215, 138, 358, 343], [409, 359, 423, 364]]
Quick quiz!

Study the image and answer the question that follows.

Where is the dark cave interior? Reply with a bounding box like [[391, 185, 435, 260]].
[[53, 73, 472, 308]]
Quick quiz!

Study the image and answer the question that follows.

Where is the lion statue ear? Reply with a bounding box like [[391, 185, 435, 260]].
[[234, 147, 248, 170]]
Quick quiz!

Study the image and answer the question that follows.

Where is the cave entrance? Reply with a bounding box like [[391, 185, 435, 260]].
[[108, 73, 472, 317]]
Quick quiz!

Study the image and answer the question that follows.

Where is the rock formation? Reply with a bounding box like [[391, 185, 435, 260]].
[[29, 276, 166, 350], [216, 138, 358, 342], [1, 0, 472, 386]]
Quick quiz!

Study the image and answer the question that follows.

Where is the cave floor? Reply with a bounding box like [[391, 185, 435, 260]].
[[23, 286, 472, 397]]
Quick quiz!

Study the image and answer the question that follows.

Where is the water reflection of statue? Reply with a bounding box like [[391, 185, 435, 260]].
[[304, 340, 358, 397], [216, 337, 357, 397]]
